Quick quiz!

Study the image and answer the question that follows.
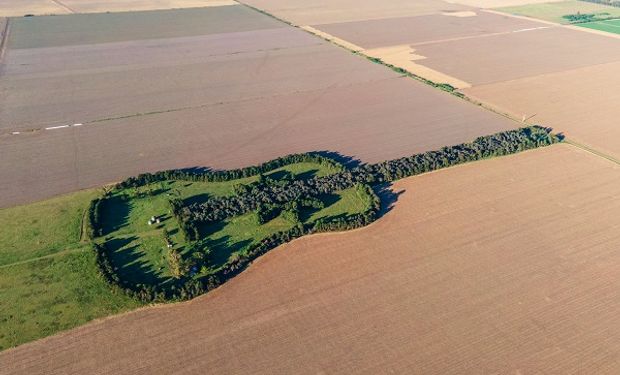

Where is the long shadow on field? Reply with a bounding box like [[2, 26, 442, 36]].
[[106, 236, 166, 286], [375, 183, 404, 218], [207, 236, 252, 269], [100, 195, 130, 235], [313, 150, 362, 168]]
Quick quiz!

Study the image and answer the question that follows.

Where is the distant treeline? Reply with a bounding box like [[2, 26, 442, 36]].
[[578, 0, 620, 8], [115, 153, 343, 189]]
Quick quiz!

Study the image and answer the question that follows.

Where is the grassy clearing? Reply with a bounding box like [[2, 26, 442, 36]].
[[0, 190, 98, 266], [202, 186, 373, 270], [578, 17, 620, 33], [0, 250, 141, 350], [0, 193, 142, 350], [0, 160, 342, 350], [496, 0, 620, 24], [101, 161, 342, 283]]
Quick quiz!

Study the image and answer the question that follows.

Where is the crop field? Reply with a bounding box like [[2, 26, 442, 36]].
[[253, 0, 620, 161], [240, 0, 470, 25], [0, 4, 519, 208], [3, 144, 619, 374], [0, 0, 236, 17], [462, 60, 620, 159], [497, 0, 620, 24], [579, 17, 620, 34]]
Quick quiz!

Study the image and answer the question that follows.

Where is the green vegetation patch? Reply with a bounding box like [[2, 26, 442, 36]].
[[0, 190, 98, 266], [96, 159, 370, 295], [0, 250, 141, 350], [496, 0, 620, 24], [578, 17, 620, 33]]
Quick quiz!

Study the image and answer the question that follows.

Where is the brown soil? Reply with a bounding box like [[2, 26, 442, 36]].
[[242, 0, 470, 25], [0, 0, 235, 17], [462, 60, 620, 160], [0, 10, 517, 208], [312, 11, 540, 49], [3, 144, 620, 374]]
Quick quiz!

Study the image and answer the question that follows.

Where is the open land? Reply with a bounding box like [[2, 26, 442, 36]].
[[0, 189, 143, 350], [3, 144, 620, 374], [497, 0, 620, 24], [0, 0, 236, 17], [0, 157, 374, 349], [256, 0, 620, 161], [0, 4, 518, 208], [463, 61, 620, 160], [240, 0, 471, 25]]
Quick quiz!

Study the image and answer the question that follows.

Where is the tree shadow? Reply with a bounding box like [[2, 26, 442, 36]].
[[207, 236, 252, 269], [299, 192, 341, 222], [266, 170, 293, 181], [294, 169, 320, 180], [374, 183, 404, 218], [100, 195, 131, 235], [312, 151, 362, 168], [106, 236, 167, 286], [184, 193, 211, 206]]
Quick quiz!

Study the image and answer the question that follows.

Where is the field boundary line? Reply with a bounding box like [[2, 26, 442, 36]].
[[0, 18, 10, 68], [235, 1, 532, 129], [482, 9, 561, 26], [50, 0, 76, 13], [564, 139, 620, 166]]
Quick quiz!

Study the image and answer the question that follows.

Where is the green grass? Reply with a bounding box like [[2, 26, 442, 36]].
[[0, 192, 142, 350], [0, 160, 347, 349], [102, 161, 343, 284], [0, 190, 98, 266], [496, 0, 620, 24], [202, 185, 374, 270], [578, 17, 620, 33], [0, 250, 141, 350]]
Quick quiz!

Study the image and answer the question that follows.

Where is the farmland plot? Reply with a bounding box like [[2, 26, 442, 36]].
[[3, 144, 620, 374], [0, 5, 518, 207]]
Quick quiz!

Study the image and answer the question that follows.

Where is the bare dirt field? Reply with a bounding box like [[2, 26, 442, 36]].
[[3, 144, 620, 374], [463, 61, 620, 160], [0, 0, 236, 17], [6, 6, 282, 49], [410, 26, 620, 85], [0, 1, 70, 17], [241, 0, 470, 25], [312, 11, 540, 49], [446, 0, 566, 7], [0, 5, 519, 208], [0, 75, 517, 208]]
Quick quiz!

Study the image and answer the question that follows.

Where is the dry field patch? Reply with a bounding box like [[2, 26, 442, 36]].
[[242, 0, 470, 25], [408, 26, 620, 85], [62, 0, 237, 13], [0, 6, 519, 208], [0, 1, 70, 17], [462, 60, 620, 160], [3, 144, 620, 374], [311, 11, 541, 49], [0, 0, 236, 16], [446, 0, 566, 7]]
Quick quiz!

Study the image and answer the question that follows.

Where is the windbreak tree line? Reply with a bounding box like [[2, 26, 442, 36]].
[[87, 126, 561, 303]]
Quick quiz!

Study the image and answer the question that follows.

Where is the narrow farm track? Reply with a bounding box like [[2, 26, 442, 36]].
[[49, 0, 76, 13], [565, 139, 620, 166], [0, 248, 84, 270]]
